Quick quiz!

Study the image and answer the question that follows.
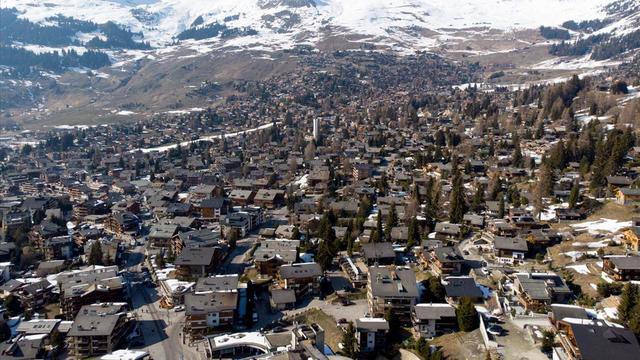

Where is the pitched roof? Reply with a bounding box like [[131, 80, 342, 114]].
[[413, 303, 456, 320]]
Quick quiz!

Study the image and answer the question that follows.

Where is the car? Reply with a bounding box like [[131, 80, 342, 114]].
[[340, 298, 354, 306], [272, 326, 285, 333], [174, 305, 185, 312], [336, 318, 347, 326], [486, 325, 504, 336]]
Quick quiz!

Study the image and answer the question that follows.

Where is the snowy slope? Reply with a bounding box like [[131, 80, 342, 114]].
[[2, 0, 638, 52]]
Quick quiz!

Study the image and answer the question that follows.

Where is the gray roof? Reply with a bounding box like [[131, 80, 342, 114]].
[[515, 273, 571, 301], [368, 266, 418, 298], [17, 319, 60, 335], [195, 274, 238, 293], [67, 303, 128, 337], [444, 277, 484, 299], [608, 256, 640, 270], [434, 246, 464, 263], [570, 323, 640, 360], [413, 303, 456, 320], [279, 263, 322, 279], [493, 236, 528, 252], [362, 242, 395, 260], [270, 288, 296, 304], [184, 292, 237, 315], [175, 247, 218, 266], [355, 318, 389, 331], [551, 304, 589, 322]]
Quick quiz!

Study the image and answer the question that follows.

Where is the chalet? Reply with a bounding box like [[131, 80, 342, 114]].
[[512, 273, 572, 311], [104, 212, 139, 234], [253, 189, 286, 209], [253, 239, 299, 276], [555, 208, 585, 222], [277, 262, 322, 298], [270, 288, 296, 311], [362, 242, 396, 265], [602, 256, 640, 281], [174, 247, 221, 278], [412, 303, 457, 338], [493, 236, 528, 264], [554, 320, 640, 360], [148, 223, 179, 247], [199, 197, 228, 221], [616, 188, 640, 205], [434, 222, 463, 241], [463, 214, 485, 229], [426, 246, 464, 276], [228, 190, 255, 207], [172, 228, 222, 255], [443, 276, 485, 303]]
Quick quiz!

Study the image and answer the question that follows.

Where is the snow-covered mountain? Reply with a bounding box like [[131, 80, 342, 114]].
[[3, 0, 638, 53]]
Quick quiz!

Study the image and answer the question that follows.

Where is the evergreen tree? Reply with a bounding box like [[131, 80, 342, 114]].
[[407, 216, 420, 248], [471, 184, 485, 213], [590, 139, 608, 195], [341, 322, 358, 358], [617, 283, 639, 323], [498, 194, 506, 219], [376, 210, 384, 241], [385, 204, 398, 240], [456, 297, 479, 332], [317, 240, 333, 272], [3, 295, 22, 316], [512, 136, 523, 167], [88, 242, 104, 266], [449, 173, 466, 223], [568, 182, 580, 208], [50, 329, 64, 349]]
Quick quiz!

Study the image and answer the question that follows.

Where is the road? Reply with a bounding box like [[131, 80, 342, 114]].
[[126, 245, 200, 360]]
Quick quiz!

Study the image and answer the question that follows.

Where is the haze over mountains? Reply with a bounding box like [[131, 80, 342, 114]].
[[3, 0, 639, 53], [1, 0, 640, 126]]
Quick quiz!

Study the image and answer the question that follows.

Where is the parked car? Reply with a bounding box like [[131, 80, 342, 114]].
[[336, 318, 347, 326], [486, 325, 504, 336], [174, 305, 185, 312]]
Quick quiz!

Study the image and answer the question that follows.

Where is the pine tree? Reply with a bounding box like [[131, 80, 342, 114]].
[[407, 216, 420, 248], [457, 297, 479, 332], [376, 209, 384, 241], [617, 283, 639, 323], [471, 184, 485, 213], [385, 204, 398, 240], [590, 139, 607, 195], [88, 242, 104, 266], [449, 173, 466, 223], [568, 182, 580, 208], [498, 194, 506, 219], [317, 240, 333, 272], [341, 322, 358, 358]]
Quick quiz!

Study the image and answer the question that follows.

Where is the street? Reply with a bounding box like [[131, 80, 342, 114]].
[[126, 245, 201, 360]]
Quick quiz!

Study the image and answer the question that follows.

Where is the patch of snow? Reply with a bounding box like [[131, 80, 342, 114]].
[[566, 264, 590, 275], [570, 218, 632, 234]]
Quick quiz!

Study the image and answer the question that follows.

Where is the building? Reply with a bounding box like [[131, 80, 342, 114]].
[[602, 256, 640, 281], [443, 276, 485, 303], [426, 246, 464, 276], [367, 266, 418, 324], [554, 320, 640, 360], [253, 189, 285, 209], [174, 247, 221, 278], [184, 291, 237, 335], [355, 318, 389, 353], [269, 288, 296, 311], [104, 212, 139, 234], [277, 262, 322, 298], [58, 265, 125, 320], [622, 223, 640, 251], [616, 188, 640, 205], [253, 239, 299, 276], [513, 273, 572, 312], [362, 242, 396, 265], [412, 303, 457, 338], [67, 303, 131, 358], [493, 236, 528, 264]]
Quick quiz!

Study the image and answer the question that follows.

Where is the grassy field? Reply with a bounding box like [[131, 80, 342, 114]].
[[291, 308, 343, 351]]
